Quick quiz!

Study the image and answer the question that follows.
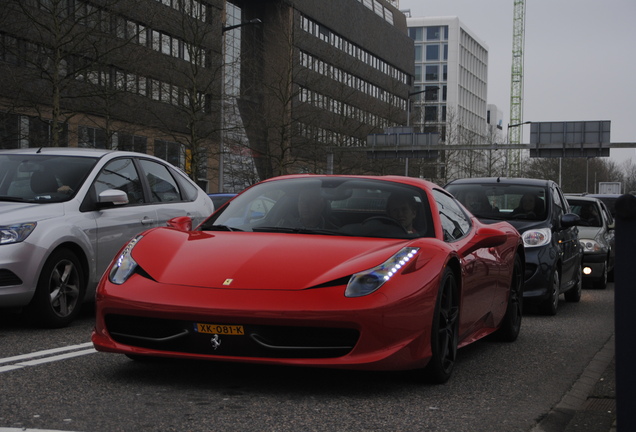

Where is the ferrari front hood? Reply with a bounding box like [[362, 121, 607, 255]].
[[132, 229, 413, 290]]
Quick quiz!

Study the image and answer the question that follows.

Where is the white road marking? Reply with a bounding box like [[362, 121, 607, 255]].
[[0, 342, 96, 373], [0, 429, 84, 432]]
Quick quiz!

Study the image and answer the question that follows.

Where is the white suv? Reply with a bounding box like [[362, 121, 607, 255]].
[[0, 148, 214, 327]]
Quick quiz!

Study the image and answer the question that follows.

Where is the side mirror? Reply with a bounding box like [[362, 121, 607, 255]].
[[168, 216, 192, 232], [461, 226, 508, 256], [561, 213, 580, 228], [98, 189, 129, 206]]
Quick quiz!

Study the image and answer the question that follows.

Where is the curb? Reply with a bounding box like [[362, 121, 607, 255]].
[[530, 334, 616, 432]]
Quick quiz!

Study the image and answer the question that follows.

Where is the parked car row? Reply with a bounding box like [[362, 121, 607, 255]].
[[1, 154, 614, 383]]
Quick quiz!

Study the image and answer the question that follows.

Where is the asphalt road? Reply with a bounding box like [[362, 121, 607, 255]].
[[0, 284, 615, 432]]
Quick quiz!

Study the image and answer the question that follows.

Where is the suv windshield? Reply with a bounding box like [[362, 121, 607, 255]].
[[446, 183, 549, 221], [201, 177, 435, 239], [0, 154, 98, 203]]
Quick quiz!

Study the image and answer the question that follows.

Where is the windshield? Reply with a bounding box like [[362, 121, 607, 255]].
[[201, 177, 435, 239], [446, 183, 549, 221], [0, 154, 98, 203], [568, 200, 602, 227]]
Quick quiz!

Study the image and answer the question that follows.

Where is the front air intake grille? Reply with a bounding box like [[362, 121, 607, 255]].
[[105, 314, 359, 359], [0, 270, 22, 287]]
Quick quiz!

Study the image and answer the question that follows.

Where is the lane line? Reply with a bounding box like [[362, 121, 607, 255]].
[[0, 342, 96, 373], [0, 342, 93, 365]]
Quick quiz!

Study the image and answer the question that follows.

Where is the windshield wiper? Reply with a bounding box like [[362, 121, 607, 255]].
[[251, 226, 340, 235], [0, 196, 28, 202], [203, 225, 243, 232]]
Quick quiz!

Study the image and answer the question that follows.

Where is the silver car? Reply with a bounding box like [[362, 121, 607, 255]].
[[566, 195, 615, 289], [0, 148, 214, 327]]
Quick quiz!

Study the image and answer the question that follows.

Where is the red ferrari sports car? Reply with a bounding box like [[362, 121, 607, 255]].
[[92, 175, 524, 383]]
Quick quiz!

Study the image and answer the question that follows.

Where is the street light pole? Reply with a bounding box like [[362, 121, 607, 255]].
[[405, 86, 439, 176], [506, 120, 531, 177]]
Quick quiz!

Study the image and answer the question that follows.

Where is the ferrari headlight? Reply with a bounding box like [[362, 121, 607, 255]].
[[345, 247, 419, 297], [0, 223, 37, 245], [109, 236, 142, 285], [522, 228, 551, 248], [580, 239, 603, 253]]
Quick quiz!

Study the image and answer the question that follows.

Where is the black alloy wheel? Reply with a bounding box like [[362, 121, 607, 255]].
[[28, 248, 85, 328], [422, 267, 459, 384], [493, 254, 523, 341], [564, 262, 583, 302], [540, 268, 560, 316]]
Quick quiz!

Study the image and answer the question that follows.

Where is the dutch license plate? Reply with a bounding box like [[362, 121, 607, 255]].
[[195, 323, 245, 336]]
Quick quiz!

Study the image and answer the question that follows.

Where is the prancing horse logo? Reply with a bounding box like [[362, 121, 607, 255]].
[[210, 334, 221, 350]]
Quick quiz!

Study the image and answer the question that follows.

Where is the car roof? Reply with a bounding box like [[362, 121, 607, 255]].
[[586, 193, 622, 198], [261, 174, 441, 191], [445, 177, 553, 187], [565, 195, 602, 203], [0, 147, 153, 159]]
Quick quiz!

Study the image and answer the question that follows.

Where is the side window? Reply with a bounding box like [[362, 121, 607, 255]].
[[433, 189, 470, 242], [552, 185, 567, 217], [94, 158, 144, 204], [139, 159, 181, 203]]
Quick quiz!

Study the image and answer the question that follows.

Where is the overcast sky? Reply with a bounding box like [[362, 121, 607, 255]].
[[398, 0, 636, 166]]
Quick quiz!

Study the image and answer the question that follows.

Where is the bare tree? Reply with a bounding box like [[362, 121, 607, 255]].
[[0, 0, 147, 147]]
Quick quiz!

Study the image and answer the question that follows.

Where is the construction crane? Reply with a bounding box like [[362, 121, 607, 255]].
[[508, 0, 526, 176]]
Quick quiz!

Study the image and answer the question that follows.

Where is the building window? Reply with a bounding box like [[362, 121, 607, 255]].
[[414, 45, 422, 62], [116, 133, 147, 153], [425, 105, 438, 122], [425, 65, 439, 81], [426, 45, 440, 61], [426, 26, 440, 41], [414, 65, 422, 82], [425, 86, 439, 101], [154, 140, 182, 168], [409, 27, 423, 41], [78, 125, 107, 148]]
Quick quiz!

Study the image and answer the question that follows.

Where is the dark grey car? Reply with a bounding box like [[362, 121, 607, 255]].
[[445, 177, 582, 315]]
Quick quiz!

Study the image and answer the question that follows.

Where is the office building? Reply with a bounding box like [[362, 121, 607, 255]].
[[0, 0, 414, 192], [407, 16, 490, 180]]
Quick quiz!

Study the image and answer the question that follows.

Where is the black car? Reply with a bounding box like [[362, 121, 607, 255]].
[[446, 177, 582, 315]]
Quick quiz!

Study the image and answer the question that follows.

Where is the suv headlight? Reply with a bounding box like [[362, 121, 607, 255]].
[[345, 247, 419, 297], [109, 236, 142, 284], [0, 223, 37, 245], [522, 228, 551, 248]]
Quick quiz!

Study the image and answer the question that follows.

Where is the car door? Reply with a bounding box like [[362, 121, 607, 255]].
[[136, 158, 209, 226], [552, 184, 579, 289], [90, 157, 159, 275], [433, 190, 499, 337]]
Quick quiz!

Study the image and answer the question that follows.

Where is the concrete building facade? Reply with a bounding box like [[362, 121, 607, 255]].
[[407, 15, 490, 180]]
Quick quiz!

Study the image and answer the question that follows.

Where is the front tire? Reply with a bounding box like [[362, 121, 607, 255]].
[[493, 254, 523, 342], [565, 262, 582, 302], [422, 268, 459, 384], [27, 248, 85, 328], [592, 261, 608, 290], [539, 268, 560, 316]]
